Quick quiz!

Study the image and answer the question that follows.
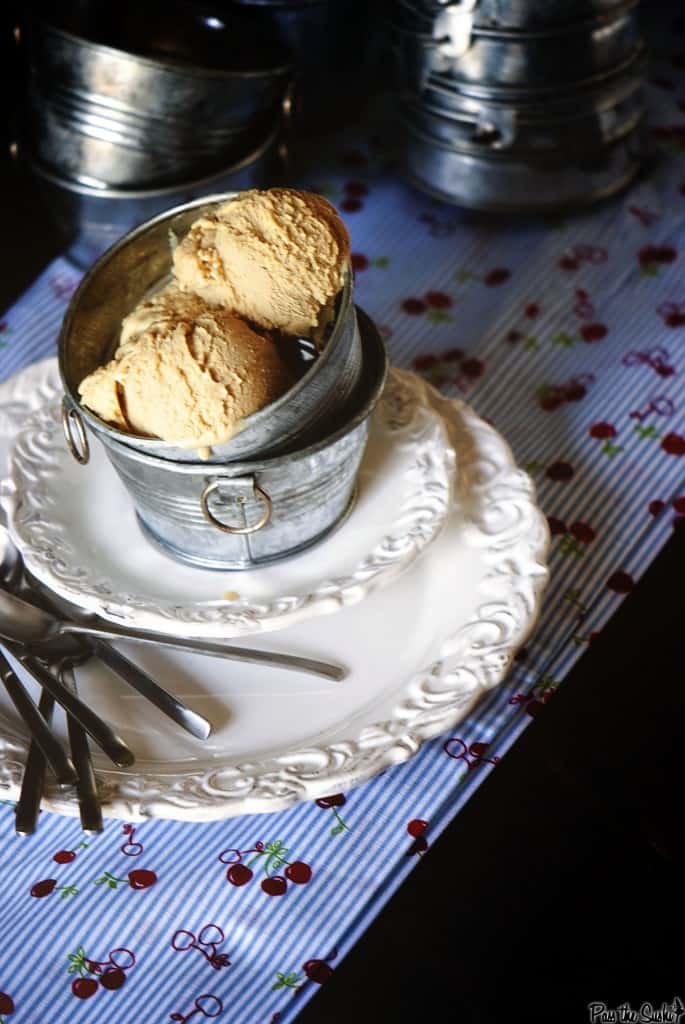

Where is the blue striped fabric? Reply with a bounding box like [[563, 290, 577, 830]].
[[1, 61, 685, 1023]]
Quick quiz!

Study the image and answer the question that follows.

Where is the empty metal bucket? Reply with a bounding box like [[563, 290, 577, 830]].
[[23, 4, 293, 189], [69, 308, 387, 570], [391, 2, 640, 93], [25, 127, 283, 269]]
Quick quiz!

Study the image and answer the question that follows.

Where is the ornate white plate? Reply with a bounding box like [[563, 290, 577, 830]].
[[0, 358, 549, 822], [4, 366, 455, 638]]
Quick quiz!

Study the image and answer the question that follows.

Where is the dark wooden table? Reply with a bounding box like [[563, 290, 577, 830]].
[[2, 133, 683, 1024]]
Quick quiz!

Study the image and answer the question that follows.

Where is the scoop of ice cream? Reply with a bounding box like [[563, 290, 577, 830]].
[[78, 288, 293, 451], [172, 188, 350, 339]]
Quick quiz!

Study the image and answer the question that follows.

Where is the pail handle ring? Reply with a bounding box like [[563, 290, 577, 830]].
[[201, 477, 272, 535], [62, 399, 90, 465]]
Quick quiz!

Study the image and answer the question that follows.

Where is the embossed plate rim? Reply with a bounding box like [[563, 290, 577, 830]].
[[0, 358, 550, 821], [5, 367, 455, 638]]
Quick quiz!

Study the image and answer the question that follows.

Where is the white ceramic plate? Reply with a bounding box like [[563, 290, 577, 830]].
[[0, 359, 549, 821], [5, 367, 455, 638]]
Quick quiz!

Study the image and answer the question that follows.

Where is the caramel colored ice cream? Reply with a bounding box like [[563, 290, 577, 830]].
[[78, 188, 347, 453], [173, 188, 350, 339], [78, 285, 293, 451]]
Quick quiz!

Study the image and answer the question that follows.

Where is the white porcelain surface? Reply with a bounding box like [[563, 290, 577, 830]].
[[6, 368, 455, 638], [0, 359, 549, 821]]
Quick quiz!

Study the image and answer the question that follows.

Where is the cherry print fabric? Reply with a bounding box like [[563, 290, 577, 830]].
[[2, 41, 685, 1023]]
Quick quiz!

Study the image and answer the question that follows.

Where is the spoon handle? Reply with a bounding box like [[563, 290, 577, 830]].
[[89, 639, 212, 740], [14, 688, 54, 835], [62, 664, 103, 833], [0, 650, 77, 786], [15, 650, 134, 768], [62, 624, 346, 681]]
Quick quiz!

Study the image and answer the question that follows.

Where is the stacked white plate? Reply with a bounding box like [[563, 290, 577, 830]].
[[0, 358, 549, 821]]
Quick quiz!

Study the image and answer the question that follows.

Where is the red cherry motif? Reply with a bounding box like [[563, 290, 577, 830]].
[[580, 323, 608, 342], [569, 522, 596, 544], [285, 862, 312, 885], [315, 794, 346, 808], [506, 329, 522, 343], [340, 197, 362, 213], [100, 969, 126, 991], [402, 297, 427, 315], [639, 245, 678, 267], [546, 461, 574, 482], [223, 840, 312, 893], [262, 876, 287, 897], [540, 389, 564, 412], [559, 256, 579, 271], [128, 869, 157, 890], [461, 357, 484, 379], [547, 516, 567, 536], [407, 820, 429, 853], [524, 303, 540, 318], [673, 497, 685, 514], [649, 500, 665, 516], [590, 422, 616, 439], [72, 978, 98, 1000], [564, 382, 586, 402], [303, 960, 334, 984], [665, 311, 685, 327], [350, 253, 368, 272], [31, 879, 56, 898], [484, 267, 511, 286], [53, 850, 76, 864], [413, 353, 438, 371], [227, 863, 253, 887], [425, 291, 452, 308], [0, 992, 14, 1015], [662, 433, 685, 455], [607, 571, 634, 593], [407, 819, 428, 838]]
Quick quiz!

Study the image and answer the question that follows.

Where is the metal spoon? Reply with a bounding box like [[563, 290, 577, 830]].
[[0, 532, 211, 742], [0, 586, 346, 681], [0, 650, 77, 786]]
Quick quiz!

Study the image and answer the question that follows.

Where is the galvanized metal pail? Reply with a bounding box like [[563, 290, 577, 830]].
[[81, 308, 387, 570]]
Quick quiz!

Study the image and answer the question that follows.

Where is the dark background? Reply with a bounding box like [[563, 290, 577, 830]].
[[1, 5, 684, 1021]]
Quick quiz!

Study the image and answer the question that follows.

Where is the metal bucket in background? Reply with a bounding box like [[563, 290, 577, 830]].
[[24, 72, 286, 189], [400, 0, 634, 31], [391, 1, 640, 93], [71, 309, 387, 570], [59, 192, 363, 463], [18, 3, 294, 191], [23, 126, 285, 270], [401, 109, 649, 212], [401, 64, 645, 153], [26, 5, 293, 126]]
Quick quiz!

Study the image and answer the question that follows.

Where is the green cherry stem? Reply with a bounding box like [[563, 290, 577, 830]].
[[331, 808, 349, 833], [94, 870, 127, 888]]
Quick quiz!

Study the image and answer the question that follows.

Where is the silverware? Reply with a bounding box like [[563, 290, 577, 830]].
[[61, 662, 103, 833], [0, 649, 77, 786], [0, 522, 213, 738], [14, 687, 55, 834], [10, 644, 134, 766], [87, 638, 211, 740], [0, 587, 347, 681]]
